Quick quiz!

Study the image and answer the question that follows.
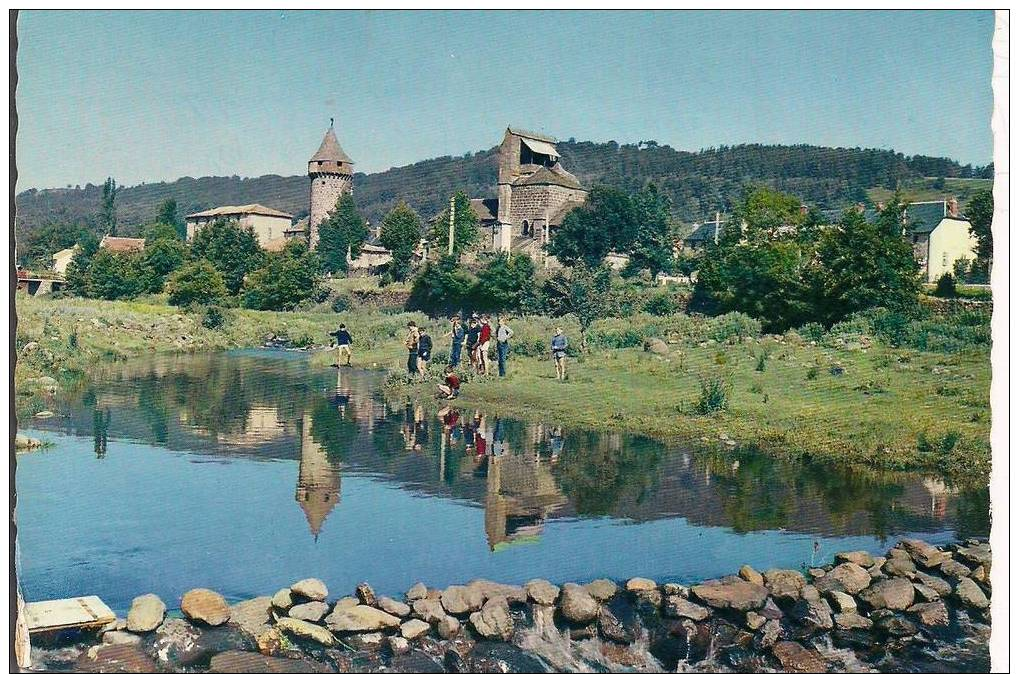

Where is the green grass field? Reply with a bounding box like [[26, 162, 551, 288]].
[[16, 293, 991, 482]]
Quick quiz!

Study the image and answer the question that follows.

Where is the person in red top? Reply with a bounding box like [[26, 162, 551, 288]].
[[478, 316, 493, 375], [437, 366, 461, 399]]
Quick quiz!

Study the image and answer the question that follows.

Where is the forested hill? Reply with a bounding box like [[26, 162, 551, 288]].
[[15, 140, 991, 237]]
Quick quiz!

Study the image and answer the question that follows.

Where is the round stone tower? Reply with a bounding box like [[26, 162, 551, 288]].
[[308, 120, 354, 248]]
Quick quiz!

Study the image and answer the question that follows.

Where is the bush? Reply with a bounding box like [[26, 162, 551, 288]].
[[331, 293, 353, 313], [797, 322, 825, 343], [643, 291, 680, 316], [934, 273, 957, 298], [755, 351, 767, 372], [706, 312, 761, 343], [166, 261, 228, 307], [242, 244, 325, 311], [201, 305, 226, 330], [694, 375, 730, 415]]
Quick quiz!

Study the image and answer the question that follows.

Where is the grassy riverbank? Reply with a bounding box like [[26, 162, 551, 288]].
[[15, 294, 991, 481]]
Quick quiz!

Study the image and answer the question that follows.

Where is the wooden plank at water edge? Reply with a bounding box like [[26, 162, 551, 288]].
[[24, 596, 116, 634]]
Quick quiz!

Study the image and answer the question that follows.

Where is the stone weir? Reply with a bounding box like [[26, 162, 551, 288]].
[[32, 538, 990, 673]]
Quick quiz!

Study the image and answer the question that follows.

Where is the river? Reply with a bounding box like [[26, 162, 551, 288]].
[[16, 350, 989, 617]]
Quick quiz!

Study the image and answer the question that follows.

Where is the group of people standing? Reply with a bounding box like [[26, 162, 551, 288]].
[[446, 314, 514, 377], [332, 314, 570, 401]]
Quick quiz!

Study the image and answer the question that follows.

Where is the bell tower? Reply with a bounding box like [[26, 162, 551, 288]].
[[308, 119, 354, 248]]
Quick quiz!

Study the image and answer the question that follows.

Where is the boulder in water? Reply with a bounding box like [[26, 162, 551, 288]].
[[181, 588, 231, 627], [125, 594, 166, 633], [291, 578, 329, 602]]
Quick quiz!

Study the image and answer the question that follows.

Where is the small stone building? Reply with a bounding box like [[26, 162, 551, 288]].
[[481, 127, 588, 262], [185, 204, 293, 249]]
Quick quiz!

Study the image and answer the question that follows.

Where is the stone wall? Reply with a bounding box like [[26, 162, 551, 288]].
[[309, 173, 353, 248]]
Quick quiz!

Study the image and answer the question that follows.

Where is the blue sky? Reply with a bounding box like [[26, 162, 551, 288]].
[[16, 10, 994, 190]]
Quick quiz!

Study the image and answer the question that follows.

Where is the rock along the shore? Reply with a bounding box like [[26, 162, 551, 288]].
[[125, 594, 166, 633]]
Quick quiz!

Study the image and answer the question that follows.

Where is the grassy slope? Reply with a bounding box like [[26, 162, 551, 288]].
[[867, 177, 993, 209], [15, 294, 990, 482]]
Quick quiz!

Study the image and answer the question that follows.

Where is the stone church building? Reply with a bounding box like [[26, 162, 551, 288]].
[[471, 127, 588, 262]]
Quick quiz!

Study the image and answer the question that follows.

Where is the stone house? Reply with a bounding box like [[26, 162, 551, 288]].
[[185, 204, 294, 249], [479, 127, 588, 263]]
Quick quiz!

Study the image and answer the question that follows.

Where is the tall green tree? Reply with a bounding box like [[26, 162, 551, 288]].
[[64, 230, 101, 295], [99, 177, 118, 235], [543, 262, 612, 349], [694, 188, 816, 331], [142, 237, 186, 292], [548, 186, 637, 267], [815, 196, 921, 323], [242, 241, 324, 311], [156, 198, 185, 239], [626, 183, 676, 280], [379, 202, 422, 281], [190, 217, 265, 294], [429, 191, 480, 259], [317, 193, 369, 273], [965, 189, 993, 261]]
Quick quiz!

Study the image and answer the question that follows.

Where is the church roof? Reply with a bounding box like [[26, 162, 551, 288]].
[[470, 198, 499, 222], [507, 127, 557, 144], [310, 126, 354, 164], [515, 165, 584, 190]]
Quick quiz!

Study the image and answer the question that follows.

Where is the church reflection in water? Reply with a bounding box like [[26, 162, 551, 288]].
[[58, 353, 976, 547]]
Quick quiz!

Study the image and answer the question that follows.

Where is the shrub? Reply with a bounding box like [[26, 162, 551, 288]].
[[707, 312, 761, 343], [917, 430, 961, 454], [643, 291, 680, 316], [166, 261, 228, 307], [934, 273, 957, 298], [201, 305, 225, 330], [797, 322, 825, 343], [806, 365, 820, 380], [694, 375, 730, 415], [331, 293, 353, 313], [242, 244, 325, 311], [755, 351, 767, 372]]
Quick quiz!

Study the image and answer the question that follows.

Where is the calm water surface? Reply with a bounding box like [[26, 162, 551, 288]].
[[17, 351, 989, 614]]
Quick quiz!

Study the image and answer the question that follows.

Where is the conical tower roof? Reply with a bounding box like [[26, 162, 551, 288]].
[[310, 125, 353, 164]]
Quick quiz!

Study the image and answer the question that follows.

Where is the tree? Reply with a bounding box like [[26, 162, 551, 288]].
[[18, 220, 89, 269], [693, 188, 817, 331], [542, 262, 612, 349], [143, 220, 179, 243], [814, 196, 921, 323], [64, 230, 101, 295], [242, 241, 325, 311], [83, 249, 149, 300], [142, 237, 186, 292], [156, 198, 185, 239], [379, 202, 421, 281], [965, 189, 993, 261], [429, 191, 480, 259], [472, 252, 538, 312], [317, 193, 369, 273], [166, 260, 228, 306], [99, 177, 118, 235], [408, 255, 477, 316], [190, 217, 265, 294], [548, 186, 637, 267], [626, 183, 675, 279]]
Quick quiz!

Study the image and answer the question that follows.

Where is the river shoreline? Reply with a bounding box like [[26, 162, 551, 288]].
[[26, 537, 990, 673]]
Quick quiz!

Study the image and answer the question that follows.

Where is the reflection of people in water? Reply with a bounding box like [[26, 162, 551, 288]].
[[492, 418, 508, 456], [93, 408, 111, 459], [548, 426, 564, 463]]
